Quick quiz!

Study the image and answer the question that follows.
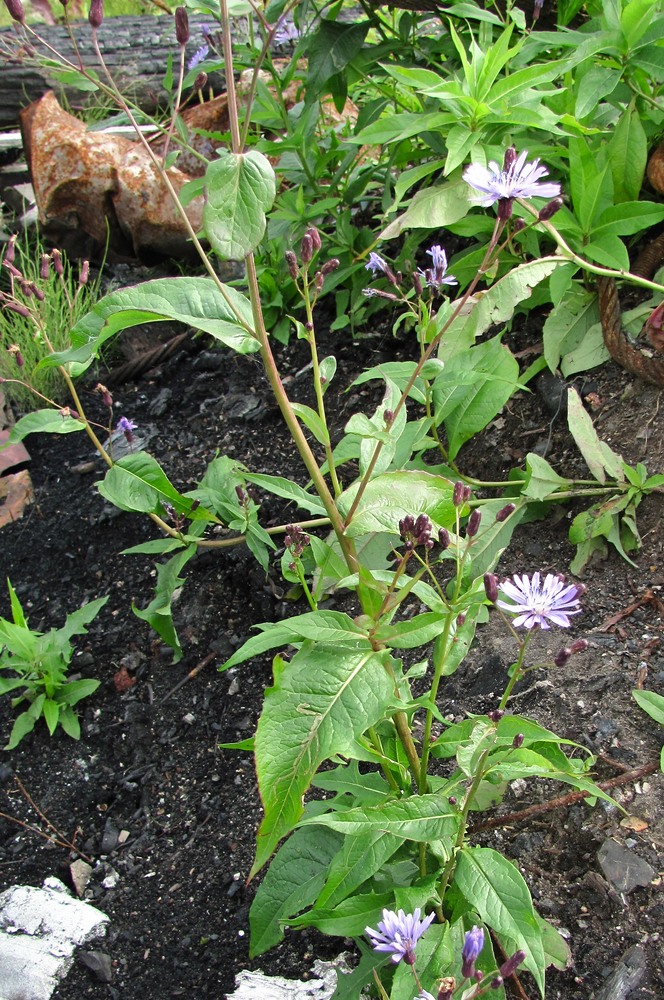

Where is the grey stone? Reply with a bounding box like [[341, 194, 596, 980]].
[[0, 879, 109, 1000], [597, 838, 656, 894]]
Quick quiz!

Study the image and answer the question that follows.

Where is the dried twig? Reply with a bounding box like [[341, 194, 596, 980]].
[[1, 777, 92, 862]]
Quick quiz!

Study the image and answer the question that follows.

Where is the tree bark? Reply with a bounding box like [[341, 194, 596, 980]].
[[0, 13, 244, 129]]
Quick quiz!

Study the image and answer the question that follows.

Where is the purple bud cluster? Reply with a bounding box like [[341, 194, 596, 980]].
[[453, 481, 472, 507], [284, 523, 310, 559], [399, 513, 434, 552], [284, 229, 338, 294]]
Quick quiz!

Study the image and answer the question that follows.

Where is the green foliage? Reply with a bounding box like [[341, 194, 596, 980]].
[[0, 582, 107, 749], [0, 236, 102, 412]]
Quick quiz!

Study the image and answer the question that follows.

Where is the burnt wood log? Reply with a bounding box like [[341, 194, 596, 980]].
[[0, 13, 251, 129]]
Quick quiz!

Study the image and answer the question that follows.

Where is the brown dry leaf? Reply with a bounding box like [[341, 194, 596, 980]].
[[0, 470, 34, 527], [620, 816, 649, 832], [114, 666, 137, 693]]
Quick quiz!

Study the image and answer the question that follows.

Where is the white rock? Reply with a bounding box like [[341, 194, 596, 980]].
[[0, 879, 109, 1000], [227, 955, 354, 1000]]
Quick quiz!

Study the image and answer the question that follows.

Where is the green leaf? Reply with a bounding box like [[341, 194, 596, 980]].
[[315, 829, 404, 910], [97, 452, 214, 518], [435, 259, 562, 361], [58, 597, 108, 644], [454, 847, 546, 994], [249, 825, 342, 957], [543, 286, 601, 373], [632, 689, 664, 726], [560, 321, 610, 376], [4, 409, 86, 445], [304, 19, 369, 100], [291, 402, 330, 446], [608, 98, 648, 203], [300, 793, 460, 842], [58, 705, 81, 740], [42, 698, 59, 736], [252, 644, 395, 875], [289, 891, 395, 936], [373, 611, 452, 649], [44, 278, 257, 375], [463, 498, 525, 579], [593, 201, 664, 240], [203, 149, 276, 259], [380, 177, 472, 240], [567, 388, 624, 484], [6, 710, 37, 749], [312, 760, 392, 806], [522, 453, 572, 501], [221, 611, 370, 671], [60, 678, 100, 707], [433, 336, 520, 461], [133, 546, 197, 662], [338, 471, 455, 538], [243, 473, 327, 516]]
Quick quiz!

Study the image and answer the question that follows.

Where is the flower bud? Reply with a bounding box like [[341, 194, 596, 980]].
[[490, 976, 504, 989], [79, 260, 90, 285], [320, 257, 340, 276], [8, 344, 24, 368], [438, 527, 450, 550], [484, 572, 498, 603], [512, 733, 524, 749], [495, 502, 516, 522], [570, 638, 588, 654], [314, 270, 324, 293], [383, 409, 394, 426], [40, 254, 50, 280], [96, 382, 113, 409], [413, 270, 423, 297], [88, 0, 104, 29], [466, 509, 481, 537], [437, 979, 455, 1000], [5, 235, 16, 265], [538, 196, 563, 222], [554, 647, 571, 668], [4, 0, 26, 24], [4, 301, 30, 317], [503, 146, 518, 172], [306, 226, 321, 252], [30, 282, 45, 301], [284, 250, 298, 280], [453, 481, 465, 507], [4, 261, 22, 279], [500, 950, 526, 979], [300, 233, 313, 264], [175, 6, 189, 45], [497, 196, 514, 221], [194, 71, 208, 91], [52, 248, 64, 276], [456, 612, 466, 627], [511, 218, 527, 233], [487, 708, 504, 723]]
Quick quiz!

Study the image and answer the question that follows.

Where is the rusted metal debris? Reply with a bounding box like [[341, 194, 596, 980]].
[[18, 91, 229, 261]]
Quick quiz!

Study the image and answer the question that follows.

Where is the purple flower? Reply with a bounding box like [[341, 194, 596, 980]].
[[462, 925, 484, 979], [187, 44, 209, 72], [273, 18, 300, 45], [420, 245, 457, 291], [463, 150, 560, 207], [365, 907, 435, 965], [116, 416, 137, 443], [497, 572, 583, 630], [365, 251, 390, 275]]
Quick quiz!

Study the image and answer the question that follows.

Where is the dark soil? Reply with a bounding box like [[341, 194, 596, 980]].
[[0, 303, 663, 1000]]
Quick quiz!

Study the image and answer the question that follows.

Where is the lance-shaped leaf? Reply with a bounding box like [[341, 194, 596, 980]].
[[204, 149, 276, 259], [4, 409, 86, 444], [42, 277, 257, 375], [249, 825, 343, 957], [221, 610, 371, 671], [252, 643, 395, 876], [97, 452, 215, 520], [454, 847, 546, 994], [299, 792, 460, 842]]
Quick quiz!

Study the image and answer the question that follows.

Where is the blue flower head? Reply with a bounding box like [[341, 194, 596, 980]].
[[365, 907, 435, 966]]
